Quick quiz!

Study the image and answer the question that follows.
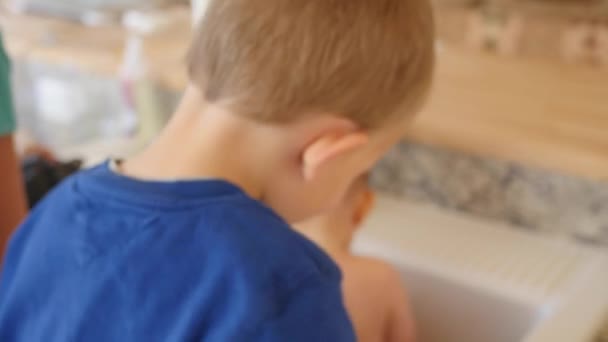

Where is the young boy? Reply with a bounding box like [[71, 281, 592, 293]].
[[296, 177, 416, 342], [0, 0, 434, 341]]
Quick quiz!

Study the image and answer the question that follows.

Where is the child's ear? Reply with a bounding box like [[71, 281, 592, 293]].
[[301, 120, 369, 181], [353, 189, 375, 227]]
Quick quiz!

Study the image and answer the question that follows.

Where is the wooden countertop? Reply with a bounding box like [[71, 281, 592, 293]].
[[3, 11, 608, 180]]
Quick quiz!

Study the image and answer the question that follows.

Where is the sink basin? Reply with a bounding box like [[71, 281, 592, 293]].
[[397, 266, 539, 342], [353, 196, 608, 342]]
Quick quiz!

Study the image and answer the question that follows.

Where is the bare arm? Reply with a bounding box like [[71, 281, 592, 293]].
[[385, 269, 417, 342], [0, 135, 27, 256]]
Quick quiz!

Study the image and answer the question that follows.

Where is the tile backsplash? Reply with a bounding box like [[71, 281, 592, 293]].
[[372, 142, 608, 247]]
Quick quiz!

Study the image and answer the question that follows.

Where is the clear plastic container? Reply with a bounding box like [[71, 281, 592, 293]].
[[12, 61, 137, 150]]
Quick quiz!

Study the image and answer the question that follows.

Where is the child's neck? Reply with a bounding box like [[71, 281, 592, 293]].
[[122, 87, 278, 201]]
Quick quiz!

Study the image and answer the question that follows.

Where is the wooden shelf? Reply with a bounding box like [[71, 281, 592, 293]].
[[0, 9, 190, 89], [408, 46, 608, 180]]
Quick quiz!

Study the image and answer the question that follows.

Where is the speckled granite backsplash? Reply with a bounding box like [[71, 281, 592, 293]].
[[371, 142, 608, 247]]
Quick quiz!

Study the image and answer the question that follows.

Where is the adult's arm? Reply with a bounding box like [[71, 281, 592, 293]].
[[0, 134, 26, 256], [0, 34, 27, 257]]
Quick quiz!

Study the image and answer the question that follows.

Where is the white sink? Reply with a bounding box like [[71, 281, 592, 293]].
[[353, 196, 608, 342], [396, 265, 539, 342]]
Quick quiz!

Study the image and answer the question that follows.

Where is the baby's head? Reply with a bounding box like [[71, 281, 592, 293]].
[[325, 175, 375, 233], [295, 175, 375, 250], [187, 0, 435, 221]]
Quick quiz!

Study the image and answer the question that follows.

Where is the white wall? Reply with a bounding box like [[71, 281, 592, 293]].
[[191, 0, 210, 26]]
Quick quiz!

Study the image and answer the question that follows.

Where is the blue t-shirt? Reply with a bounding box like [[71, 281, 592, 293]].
[[0, 164, 355, 341]]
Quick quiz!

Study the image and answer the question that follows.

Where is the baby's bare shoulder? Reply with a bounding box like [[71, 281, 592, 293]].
[[345, 255, 402, 283]]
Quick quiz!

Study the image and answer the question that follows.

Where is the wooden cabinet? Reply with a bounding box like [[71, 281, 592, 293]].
[[408, 46, 608, 180]]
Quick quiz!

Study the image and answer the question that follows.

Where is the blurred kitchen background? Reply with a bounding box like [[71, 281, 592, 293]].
[[1, 0, 608, 340], [4, 0, 608, 244]]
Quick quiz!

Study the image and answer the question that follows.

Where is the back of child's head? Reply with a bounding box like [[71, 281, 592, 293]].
[[187, 0, 435, 129]]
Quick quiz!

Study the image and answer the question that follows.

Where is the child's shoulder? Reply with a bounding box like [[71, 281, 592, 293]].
[[209, 200, 343, 285]]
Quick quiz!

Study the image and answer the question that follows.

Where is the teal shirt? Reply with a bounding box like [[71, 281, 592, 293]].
[[0, 35, 16, 137]]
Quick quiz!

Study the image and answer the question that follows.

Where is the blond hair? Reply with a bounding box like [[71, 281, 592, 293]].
[[187, 0, 435, 129]]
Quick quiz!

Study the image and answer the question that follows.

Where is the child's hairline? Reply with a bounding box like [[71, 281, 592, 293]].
[[185, 78, 432, 133]]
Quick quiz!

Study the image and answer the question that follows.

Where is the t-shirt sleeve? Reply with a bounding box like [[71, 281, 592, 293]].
[[0, 35, 16, 137], [259, 276, 356, 342]]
